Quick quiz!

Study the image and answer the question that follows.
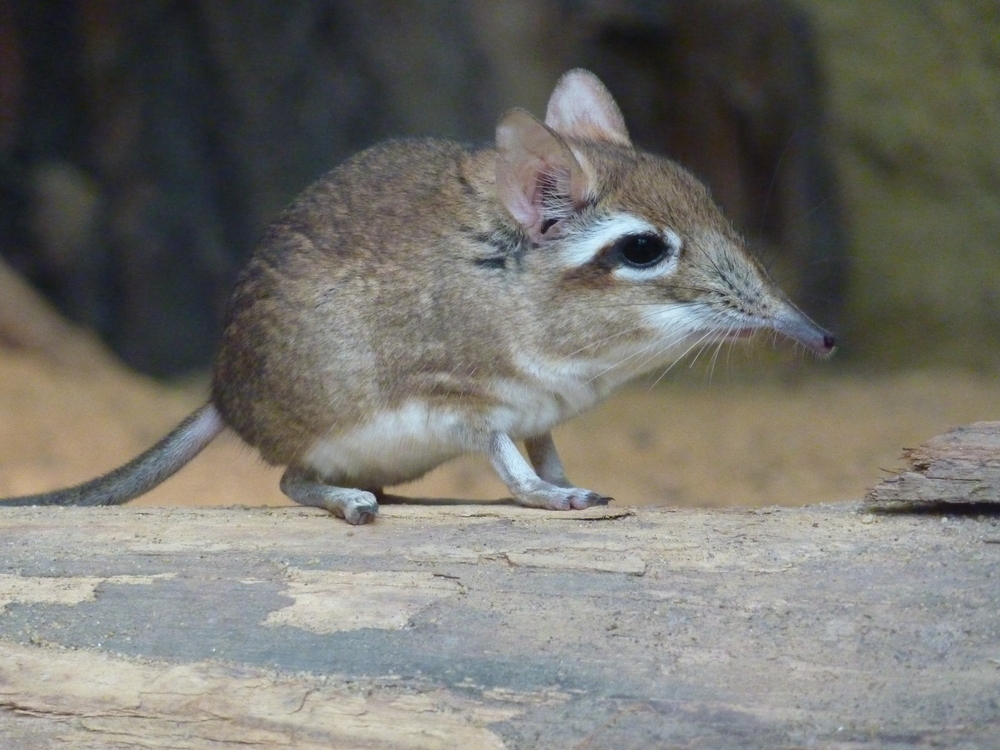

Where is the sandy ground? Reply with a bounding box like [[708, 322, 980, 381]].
[[0, 347, 997, 509]]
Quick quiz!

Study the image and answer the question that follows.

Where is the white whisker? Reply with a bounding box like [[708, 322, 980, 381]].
[[648, 328, 717, 389], [558, 325, 644, 360]]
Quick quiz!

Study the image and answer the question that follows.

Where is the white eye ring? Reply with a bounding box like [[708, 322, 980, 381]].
[[558, 214, 659, 268]]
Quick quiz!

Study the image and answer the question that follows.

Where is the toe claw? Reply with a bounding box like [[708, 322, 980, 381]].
[[570, 492, 613, 510]]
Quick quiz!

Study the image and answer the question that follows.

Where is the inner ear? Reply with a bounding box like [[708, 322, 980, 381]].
[[535, 170, 571, 233], [545, 69, 631, 147], [495, 108, 590, 243]]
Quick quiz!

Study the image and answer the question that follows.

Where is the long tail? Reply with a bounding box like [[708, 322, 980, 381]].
[[1, 403, 224, 506]]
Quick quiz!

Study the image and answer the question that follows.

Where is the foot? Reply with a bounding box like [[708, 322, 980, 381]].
[[512, 480, 613, 511], [487, 431, 612, 512], [280, 467, 379, 525]]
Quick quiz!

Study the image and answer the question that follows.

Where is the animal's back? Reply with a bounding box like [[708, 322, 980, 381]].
[[210, 138, 517, 466]]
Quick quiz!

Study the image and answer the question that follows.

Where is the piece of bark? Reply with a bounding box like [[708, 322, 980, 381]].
[[865, 421, 1000, 505]]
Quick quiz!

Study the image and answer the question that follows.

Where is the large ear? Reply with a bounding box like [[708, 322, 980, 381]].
[[495, 108, 591, 243], [545, 69, 631, 147]]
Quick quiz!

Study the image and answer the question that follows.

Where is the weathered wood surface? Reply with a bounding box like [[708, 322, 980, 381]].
[[866, 421, 1000, 505], [1, 502, 999, 749]]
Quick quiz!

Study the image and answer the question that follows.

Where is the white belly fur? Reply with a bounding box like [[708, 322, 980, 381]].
[[303, 401, 467, 487], [303, 352, 628, 488]]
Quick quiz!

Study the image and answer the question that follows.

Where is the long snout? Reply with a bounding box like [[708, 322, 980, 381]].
[[771, 304, 836, 357]]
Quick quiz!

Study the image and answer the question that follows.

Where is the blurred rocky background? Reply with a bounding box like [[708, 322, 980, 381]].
[[0, 0, 997, 375]]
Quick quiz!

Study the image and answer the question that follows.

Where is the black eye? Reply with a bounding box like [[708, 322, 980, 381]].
[[614, 233, 671, 268]]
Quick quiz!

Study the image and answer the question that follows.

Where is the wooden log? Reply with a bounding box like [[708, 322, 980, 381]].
[[866, 421, 1000, 505], [1, 502, 999, 748]]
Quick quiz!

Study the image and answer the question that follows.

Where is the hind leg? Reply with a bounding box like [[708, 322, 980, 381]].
[[279, 466, 379, 525]]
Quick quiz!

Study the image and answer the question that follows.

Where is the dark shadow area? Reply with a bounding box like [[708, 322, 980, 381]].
[[866, 502, 1000, 518], [0, 0, 846, 376]]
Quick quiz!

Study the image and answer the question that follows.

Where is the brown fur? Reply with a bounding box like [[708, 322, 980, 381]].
[[3, 69, 831, 516], [214, 117, 818, 469]]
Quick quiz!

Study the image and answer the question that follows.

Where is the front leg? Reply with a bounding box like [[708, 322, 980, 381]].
[[486, 432, 611, 511], [524, 432, 570, 486]]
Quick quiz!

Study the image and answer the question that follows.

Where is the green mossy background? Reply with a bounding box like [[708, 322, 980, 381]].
[[802, 0, 1000, 368]]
